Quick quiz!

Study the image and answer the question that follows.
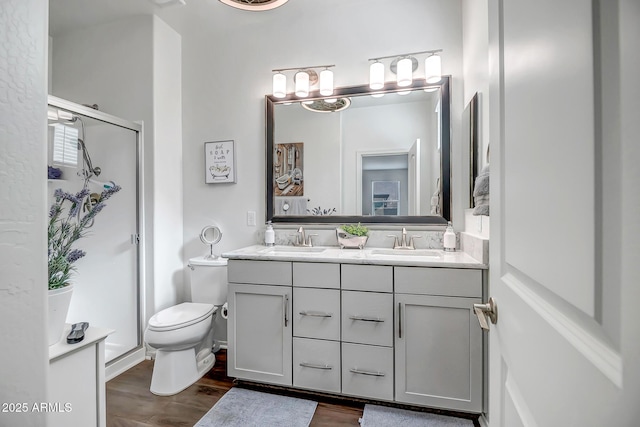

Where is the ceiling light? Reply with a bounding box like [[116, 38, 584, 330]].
[[219, 0, 289, 11]]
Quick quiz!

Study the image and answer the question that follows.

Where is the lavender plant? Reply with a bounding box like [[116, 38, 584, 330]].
[[48, 185, 121, 290]]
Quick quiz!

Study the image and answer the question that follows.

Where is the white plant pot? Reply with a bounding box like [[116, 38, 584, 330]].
[[48, 284, 74, 346]]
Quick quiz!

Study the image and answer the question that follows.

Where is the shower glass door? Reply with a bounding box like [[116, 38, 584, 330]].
[[47, 97, 142, 365]]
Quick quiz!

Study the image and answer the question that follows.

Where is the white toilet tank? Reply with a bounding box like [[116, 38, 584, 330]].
[[188, 256, 228, 305]]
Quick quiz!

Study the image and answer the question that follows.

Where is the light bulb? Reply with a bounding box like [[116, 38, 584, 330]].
[[369, 61, 385, 90], [295, 71, 309, 97], [425, 54, 442, 83], [397, 57, 413, 87], [319, 69, 334, 96], [272, 73, 287, 98]]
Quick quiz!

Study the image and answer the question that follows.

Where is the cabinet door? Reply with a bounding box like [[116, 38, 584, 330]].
[[395, 294, 483, 412], [227, 283, 292, 386]]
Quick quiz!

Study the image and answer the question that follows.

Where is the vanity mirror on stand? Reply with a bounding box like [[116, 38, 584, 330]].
[[266, 77, 451, 225]]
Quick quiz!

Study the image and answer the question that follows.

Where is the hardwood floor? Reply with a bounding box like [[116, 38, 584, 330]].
[[106, 349, 479, 426]]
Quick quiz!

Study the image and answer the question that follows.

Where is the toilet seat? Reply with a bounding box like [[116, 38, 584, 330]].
[[148, 302, 215, 332]]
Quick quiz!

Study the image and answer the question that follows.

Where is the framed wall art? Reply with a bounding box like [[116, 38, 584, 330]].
[[205, 140, 236, 184]]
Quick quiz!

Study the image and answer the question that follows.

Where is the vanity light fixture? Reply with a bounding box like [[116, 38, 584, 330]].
[[369, 61, 385, 90], [271, 64, 335, 98], [368, 49, 443, 88], [424, 53, 442, 83], [295, 71, 310, 97]]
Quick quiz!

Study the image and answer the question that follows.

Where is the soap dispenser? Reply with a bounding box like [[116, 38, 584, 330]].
[[265, 221, 275, 246], [443, 221, 456, 252]]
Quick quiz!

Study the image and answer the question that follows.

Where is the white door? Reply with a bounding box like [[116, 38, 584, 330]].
[[487, 1, 640, 426], [408, 138, 421, 215]]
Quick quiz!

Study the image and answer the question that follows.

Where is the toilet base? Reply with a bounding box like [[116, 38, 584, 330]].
[[150, 347, 215, 396]]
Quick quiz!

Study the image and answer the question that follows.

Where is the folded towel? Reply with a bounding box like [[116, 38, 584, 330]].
[[473, 164, 490, 197], [473, 164, 490, 216]]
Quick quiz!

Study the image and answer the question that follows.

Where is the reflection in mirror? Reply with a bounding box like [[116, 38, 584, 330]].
[[266, 77, 450, 224]]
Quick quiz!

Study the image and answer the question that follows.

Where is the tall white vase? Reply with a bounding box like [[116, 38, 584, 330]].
[[48, 284, 74, 346]]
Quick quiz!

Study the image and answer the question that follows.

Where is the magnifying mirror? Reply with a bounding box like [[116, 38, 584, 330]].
[[200, 225, 222, 259]]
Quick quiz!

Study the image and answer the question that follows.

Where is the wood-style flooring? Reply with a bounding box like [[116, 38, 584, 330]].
[[106, 349, 480, 427]]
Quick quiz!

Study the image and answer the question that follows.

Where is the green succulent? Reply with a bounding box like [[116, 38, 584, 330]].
[[341, 223, 369, 237]]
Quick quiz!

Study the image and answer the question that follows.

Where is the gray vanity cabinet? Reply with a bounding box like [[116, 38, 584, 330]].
[[341, 264, 394, 401], [227, 260, 293, 386], [394, 267, 483, 412]]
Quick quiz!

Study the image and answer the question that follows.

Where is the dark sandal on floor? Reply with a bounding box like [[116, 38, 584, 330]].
[[67, 322, 89, 344]]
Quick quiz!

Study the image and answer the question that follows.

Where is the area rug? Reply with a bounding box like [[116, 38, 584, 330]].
[[194, 387, 318, 427], [359, 404, 474, 427]]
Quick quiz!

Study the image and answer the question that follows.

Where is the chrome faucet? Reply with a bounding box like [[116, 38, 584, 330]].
[[387, 227, 422, 249], [294, 226, 317, 247]]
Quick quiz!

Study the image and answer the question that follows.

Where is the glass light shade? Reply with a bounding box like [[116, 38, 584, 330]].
[[295, 71, 309, 97], [425, 54, 442, 83], [319, 69, 334, 96], [369, 61, 385, 90], [272, 73, 287, 98], [397, 57, 413, 87]]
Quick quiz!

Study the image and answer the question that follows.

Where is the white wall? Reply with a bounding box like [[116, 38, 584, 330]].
[[463, 0, 490, 160], [51, 16, 184, 322], [179, 0, 465, 265], [0, 1, 49, 425]]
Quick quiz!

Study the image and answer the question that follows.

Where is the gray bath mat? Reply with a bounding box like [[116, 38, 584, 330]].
[[359, 404, 474, 427], [194, 387, 317, 427]]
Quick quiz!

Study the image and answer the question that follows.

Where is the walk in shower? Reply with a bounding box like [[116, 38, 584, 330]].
[[47, 96, 144, 376]]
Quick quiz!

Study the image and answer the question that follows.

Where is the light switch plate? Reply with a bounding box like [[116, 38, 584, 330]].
[[247, 211, 256, 226]]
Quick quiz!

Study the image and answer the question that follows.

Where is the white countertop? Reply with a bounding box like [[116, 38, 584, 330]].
[[49, 325, 114, 361], [222, 245, 487, 269]]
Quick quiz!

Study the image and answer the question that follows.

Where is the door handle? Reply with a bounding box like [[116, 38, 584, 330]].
[[473, 297, 498, 330]]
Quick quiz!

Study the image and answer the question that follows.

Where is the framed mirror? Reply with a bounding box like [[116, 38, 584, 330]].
[[266, 76, 450, 224]]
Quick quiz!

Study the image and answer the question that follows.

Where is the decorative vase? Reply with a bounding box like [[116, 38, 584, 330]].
[[336, 228, 369, 249], [48, 284, 74, 346]]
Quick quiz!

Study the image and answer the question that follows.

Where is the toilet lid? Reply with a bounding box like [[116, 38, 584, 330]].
[[148, 302, 215, 332]]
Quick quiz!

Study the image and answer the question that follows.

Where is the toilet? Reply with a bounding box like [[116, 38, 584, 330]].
[[144, 256, 228, 396]]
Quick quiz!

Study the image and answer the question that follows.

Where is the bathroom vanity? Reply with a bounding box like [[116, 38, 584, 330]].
[[223, 245, 487, 414]]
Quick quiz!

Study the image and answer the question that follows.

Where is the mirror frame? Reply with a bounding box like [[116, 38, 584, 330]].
[[266, 76, 451, 225]]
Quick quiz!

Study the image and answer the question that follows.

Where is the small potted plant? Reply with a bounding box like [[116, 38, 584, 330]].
[[336, 223, 369, 249], [47, 185, 120, 345]]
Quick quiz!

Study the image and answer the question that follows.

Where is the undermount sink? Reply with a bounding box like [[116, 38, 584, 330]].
[[260, 246, 327, 254], [369, 249, 443, 258]]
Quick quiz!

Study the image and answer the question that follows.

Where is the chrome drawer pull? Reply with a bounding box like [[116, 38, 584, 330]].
[[348, 315, 385, 322], [349, 368, 385, 377], [299, 311, 333, 318], [299, 362, 333, 370]]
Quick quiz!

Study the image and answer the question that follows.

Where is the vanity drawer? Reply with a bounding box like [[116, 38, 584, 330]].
[[341, 264, 393, 292], [342, 342, 393, 401], [293, 262, 340, 289], [293, 288, 340, 341], [293, 338, 341, 394], [395, 267, 482, 298], [228, 260, 292, 286], [342, 291, 393, 347]]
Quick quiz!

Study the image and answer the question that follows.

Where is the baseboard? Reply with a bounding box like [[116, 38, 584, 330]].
[[105, 347, 145, 381], [478, 413, 489, 427]]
